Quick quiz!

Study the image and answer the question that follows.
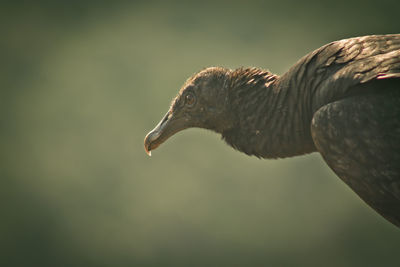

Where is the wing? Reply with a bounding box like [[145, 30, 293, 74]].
[[310, 84, 400, 227], [279, 34, 400, 112]]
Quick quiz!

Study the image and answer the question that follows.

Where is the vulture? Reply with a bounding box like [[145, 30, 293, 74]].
[[144, 34, 400, 227]]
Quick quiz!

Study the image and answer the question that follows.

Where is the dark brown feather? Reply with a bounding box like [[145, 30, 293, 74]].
[[145, 34, 400, 227]]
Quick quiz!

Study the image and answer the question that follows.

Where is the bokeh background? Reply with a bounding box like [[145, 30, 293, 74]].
[[2, 1, 400, 266]]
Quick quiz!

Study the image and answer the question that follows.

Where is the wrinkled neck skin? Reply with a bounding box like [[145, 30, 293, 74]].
[[221, 68, 317, 159]]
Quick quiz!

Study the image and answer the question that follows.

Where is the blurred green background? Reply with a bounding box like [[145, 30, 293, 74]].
[[2, 1, 399, 266]]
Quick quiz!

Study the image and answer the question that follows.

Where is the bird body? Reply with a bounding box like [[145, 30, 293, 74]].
[[312, 87, 400, 226], [144, 34, 400, 227]]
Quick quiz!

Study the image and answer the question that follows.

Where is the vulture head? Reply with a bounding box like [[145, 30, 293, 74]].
[[144, 67, 233, 155]]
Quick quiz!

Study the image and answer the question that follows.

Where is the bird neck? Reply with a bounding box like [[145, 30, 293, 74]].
[[221, 67, 317, 159]]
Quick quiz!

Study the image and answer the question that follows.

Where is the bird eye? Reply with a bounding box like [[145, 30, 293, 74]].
[[185, 93, 196, 107]]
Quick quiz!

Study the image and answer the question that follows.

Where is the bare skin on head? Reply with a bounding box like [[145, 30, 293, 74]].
[[144, 67, 235, 155]]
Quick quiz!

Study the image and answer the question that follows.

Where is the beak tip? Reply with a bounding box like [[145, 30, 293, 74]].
[[145, 147, 152, 157], [144, 110, 172, 157], [144, 137, 152, 157]]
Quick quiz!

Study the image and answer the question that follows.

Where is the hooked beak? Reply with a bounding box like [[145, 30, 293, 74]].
[[144, 111, 186, 156]]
